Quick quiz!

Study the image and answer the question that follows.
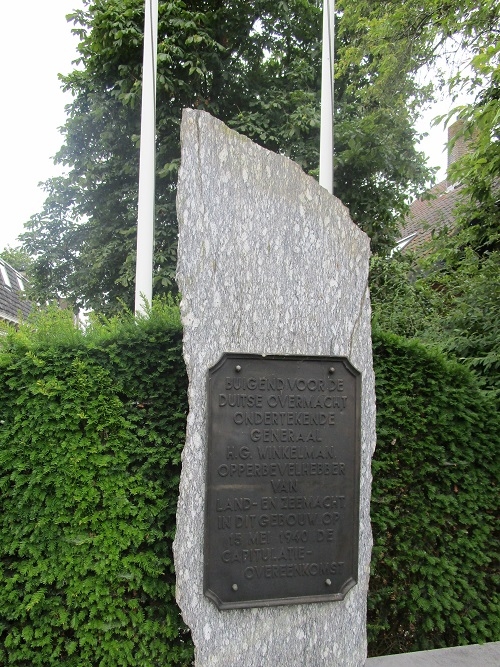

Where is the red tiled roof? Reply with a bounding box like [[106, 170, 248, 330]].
[[396, 119, 475, 255], [397, 180, 465, 254]]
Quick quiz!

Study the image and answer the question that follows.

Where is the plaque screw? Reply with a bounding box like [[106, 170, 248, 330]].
[[328, 367, 335, 375], [325, 579, 332, 586], [235, 365, 242, 373], [232, 584, 238, 591]]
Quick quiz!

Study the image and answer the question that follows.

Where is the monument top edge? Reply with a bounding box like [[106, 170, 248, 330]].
[[208, 352, 361, 378], [180, 108, 368, 244]]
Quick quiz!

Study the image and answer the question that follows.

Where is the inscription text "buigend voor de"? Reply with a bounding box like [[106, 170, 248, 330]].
[[225, 376, 344, 392]]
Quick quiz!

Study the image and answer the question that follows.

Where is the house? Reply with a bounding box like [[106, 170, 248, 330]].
[[0, 259, 32, 326], [396, 121, 470, 254]]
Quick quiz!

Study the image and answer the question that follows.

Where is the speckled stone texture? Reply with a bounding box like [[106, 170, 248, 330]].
[[174, 109, 376, 667]]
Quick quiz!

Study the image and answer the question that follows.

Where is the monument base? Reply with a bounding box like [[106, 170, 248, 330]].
[[366, 641, 500, 666]]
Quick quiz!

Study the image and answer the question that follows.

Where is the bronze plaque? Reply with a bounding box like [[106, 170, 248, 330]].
[[204, 354, 361, 609]]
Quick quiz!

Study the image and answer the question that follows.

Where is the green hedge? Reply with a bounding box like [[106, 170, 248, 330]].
[[0, 305, 193, 666], [369, 330, 499, 656], [0, 306, 498, 663]]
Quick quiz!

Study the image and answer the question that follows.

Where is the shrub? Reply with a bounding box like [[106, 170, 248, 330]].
[[0, 307, 497, 662], [368, 330, 499, 656], [0, 303, 193, 666]]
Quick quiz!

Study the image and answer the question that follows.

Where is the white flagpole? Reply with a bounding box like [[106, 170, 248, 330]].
[[319, 0, 335, 195], [135, 0, 158, 316]]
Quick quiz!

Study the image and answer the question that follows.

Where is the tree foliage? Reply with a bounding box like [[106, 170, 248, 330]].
[[0, 246, 34, 277], [21, 0, 430, 314], [341, 0, 499, 250], [338, 0, 499, 89], [369, 253, 438, 339], [371, 244, 500, 396], [370, 51, 499, 395], [446, 60, 499, 255], [367, 0, 500, 396]]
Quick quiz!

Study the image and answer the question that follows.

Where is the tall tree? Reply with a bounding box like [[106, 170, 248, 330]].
[[363, 0, 500, 393], [339, 0, 500, 246], [22, 0, 430, 314]]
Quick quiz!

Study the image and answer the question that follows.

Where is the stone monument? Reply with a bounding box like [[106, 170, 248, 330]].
[[174, 109, 375, 666]]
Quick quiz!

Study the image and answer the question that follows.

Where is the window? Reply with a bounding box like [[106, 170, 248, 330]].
[[0, 263, 11, 288]]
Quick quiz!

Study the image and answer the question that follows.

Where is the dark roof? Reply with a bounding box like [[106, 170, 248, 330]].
[[0, 260, 32, 324], [396, 180, 465, 255]]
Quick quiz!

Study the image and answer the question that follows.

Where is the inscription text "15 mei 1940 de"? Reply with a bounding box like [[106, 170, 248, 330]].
[[204, 354, 361, 610]]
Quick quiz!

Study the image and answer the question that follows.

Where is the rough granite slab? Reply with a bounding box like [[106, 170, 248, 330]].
[[174, 109, 376, 667]]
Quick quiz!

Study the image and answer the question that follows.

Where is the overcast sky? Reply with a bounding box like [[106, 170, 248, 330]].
[[0, 1, 83, 251], [0, 2, 457, 253]]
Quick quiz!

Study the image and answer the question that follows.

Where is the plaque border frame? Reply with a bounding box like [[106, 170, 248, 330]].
[[203, 353, 361, 610]]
